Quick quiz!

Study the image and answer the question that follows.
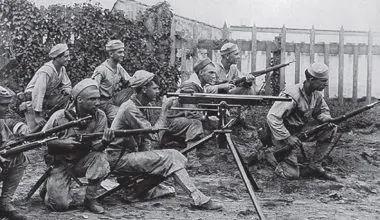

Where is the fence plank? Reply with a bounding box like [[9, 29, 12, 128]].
[[169, 19, 176, 67], [338, 26, 344, 105], [324, 43, 330, 98], [295, 43, 301, 84], [265, 42, 271, 94], [280, 25, 286, 90], [353, 44, 359, 104], [310, 25, 315, 63], [251, 24, 257, 72], [367, 30, 373, 104], [197, 39, 380, 55]]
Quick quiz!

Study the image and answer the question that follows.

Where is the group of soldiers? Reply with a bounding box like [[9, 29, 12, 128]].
[[0, 39, 340, 219]]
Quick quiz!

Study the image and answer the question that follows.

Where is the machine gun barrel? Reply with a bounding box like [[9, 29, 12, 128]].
[[167, 92, 292, 105], [137, 106, 218, 112]]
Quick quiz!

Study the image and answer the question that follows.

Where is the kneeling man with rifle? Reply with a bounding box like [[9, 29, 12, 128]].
[[40, 79, 112, 213], [266, 62, 338, 180], [108, 70, 223, 210]]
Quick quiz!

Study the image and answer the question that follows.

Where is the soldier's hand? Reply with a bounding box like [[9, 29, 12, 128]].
[[0, 153, 10, 167], [102, 128, 115, 143], [246, 74, 255, 82], [35, 115, 47, 128], [161, 96, 177, 112], [285, 135, 302, 149], [62, 138, 82, 151], [219, 83, 235, 91]]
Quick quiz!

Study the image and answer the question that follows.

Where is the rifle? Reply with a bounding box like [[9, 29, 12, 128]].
[[273, 101, 380, 159], [1, 115, 92, 150], [1, 136, 58, 157], [219, 60, 295, 85], [77, 128, 168, 143]]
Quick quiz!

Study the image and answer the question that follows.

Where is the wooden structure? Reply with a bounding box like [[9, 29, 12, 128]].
[[188, 25, 379, 104]]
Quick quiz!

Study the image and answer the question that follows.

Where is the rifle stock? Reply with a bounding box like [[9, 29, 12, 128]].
[[2, 115, 92, 150]]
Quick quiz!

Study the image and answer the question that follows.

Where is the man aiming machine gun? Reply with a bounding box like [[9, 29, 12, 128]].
[[96, 77, 291, 220]]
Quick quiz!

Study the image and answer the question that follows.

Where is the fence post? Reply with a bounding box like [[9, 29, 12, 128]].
[[324, 43, 330, 98], [338, 26, 344, 105], [265, 41, 272, 95], [280, 25, 286, 90], [310, 25, 315, 64], [169, 19, 176, 67], [367, 30, 373, 104], [251, 24, 257, 72], [353, 44, 359, 104], [295, 43, 300, 84]]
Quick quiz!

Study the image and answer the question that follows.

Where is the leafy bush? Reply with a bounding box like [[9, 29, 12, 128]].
[[0, 0, 179, 95]]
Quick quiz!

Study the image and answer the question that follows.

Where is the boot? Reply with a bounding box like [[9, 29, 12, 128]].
[[84, 183, 105, 214], [193, 199, 224, 211], [0, 165, 27, 219], [186, 150, 202, 169], [309, 163, 338, 181], [83, 198, 105, 214]]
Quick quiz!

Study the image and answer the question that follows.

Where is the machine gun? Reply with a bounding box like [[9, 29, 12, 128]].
[[1, 137, 58, 157], [1, 115, 92, 150], [97, 93, 292, 220]]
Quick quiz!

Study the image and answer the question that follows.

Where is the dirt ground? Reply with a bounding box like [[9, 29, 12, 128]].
[[3, 112, 380, 220]]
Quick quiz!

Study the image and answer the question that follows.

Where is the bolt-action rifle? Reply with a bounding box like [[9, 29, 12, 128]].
[[1, 115, 92, 150], [262, 101, 380, 159], [76, 128, 168, 143], [219, 60, 295, 85], [1, 137, 57, 157]]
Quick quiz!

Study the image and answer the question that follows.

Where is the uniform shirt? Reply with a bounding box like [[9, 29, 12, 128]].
[[267, 83, 332, 141], [42, 108, 107, 160], [0, 119, 14, 147], [185, 72, 218, 94], [110, 94, 157, 152], [215, 63, 246, 83], [92, 60, 131, 99], [25, 61, 72, 112]]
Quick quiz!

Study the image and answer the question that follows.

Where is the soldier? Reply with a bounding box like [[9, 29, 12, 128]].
[[23, 43, 72, 130], [215, 43, 256, 94], [41, 79, 112, 213], [266, 62, 338, 180], [108, 70, 223, 210], [161, 58, 219, 168], [0, 86, 29, 220], [91, 40, 131, 123]]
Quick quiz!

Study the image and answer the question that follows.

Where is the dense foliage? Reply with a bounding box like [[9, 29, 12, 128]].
[[0, 0, 179, 95]]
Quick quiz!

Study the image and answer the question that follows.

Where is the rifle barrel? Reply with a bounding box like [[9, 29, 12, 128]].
[[332, 101, 380, 123], [78, 128, 168, 142], [250, 60, 295, 77], [2, 137, 57, 156]]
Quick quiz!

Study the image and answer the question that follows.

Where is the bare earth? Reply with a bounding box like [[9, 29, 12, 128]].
[[3, 124, 380, 220]]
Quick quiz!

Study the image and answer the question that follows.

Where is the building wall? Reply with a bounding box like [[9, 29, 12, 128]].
[[113, 0, 223, 40]]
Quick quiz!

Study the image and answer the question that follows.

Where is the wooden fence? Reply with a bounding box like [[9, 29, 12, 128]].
[[172, 25, 380, 105]]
